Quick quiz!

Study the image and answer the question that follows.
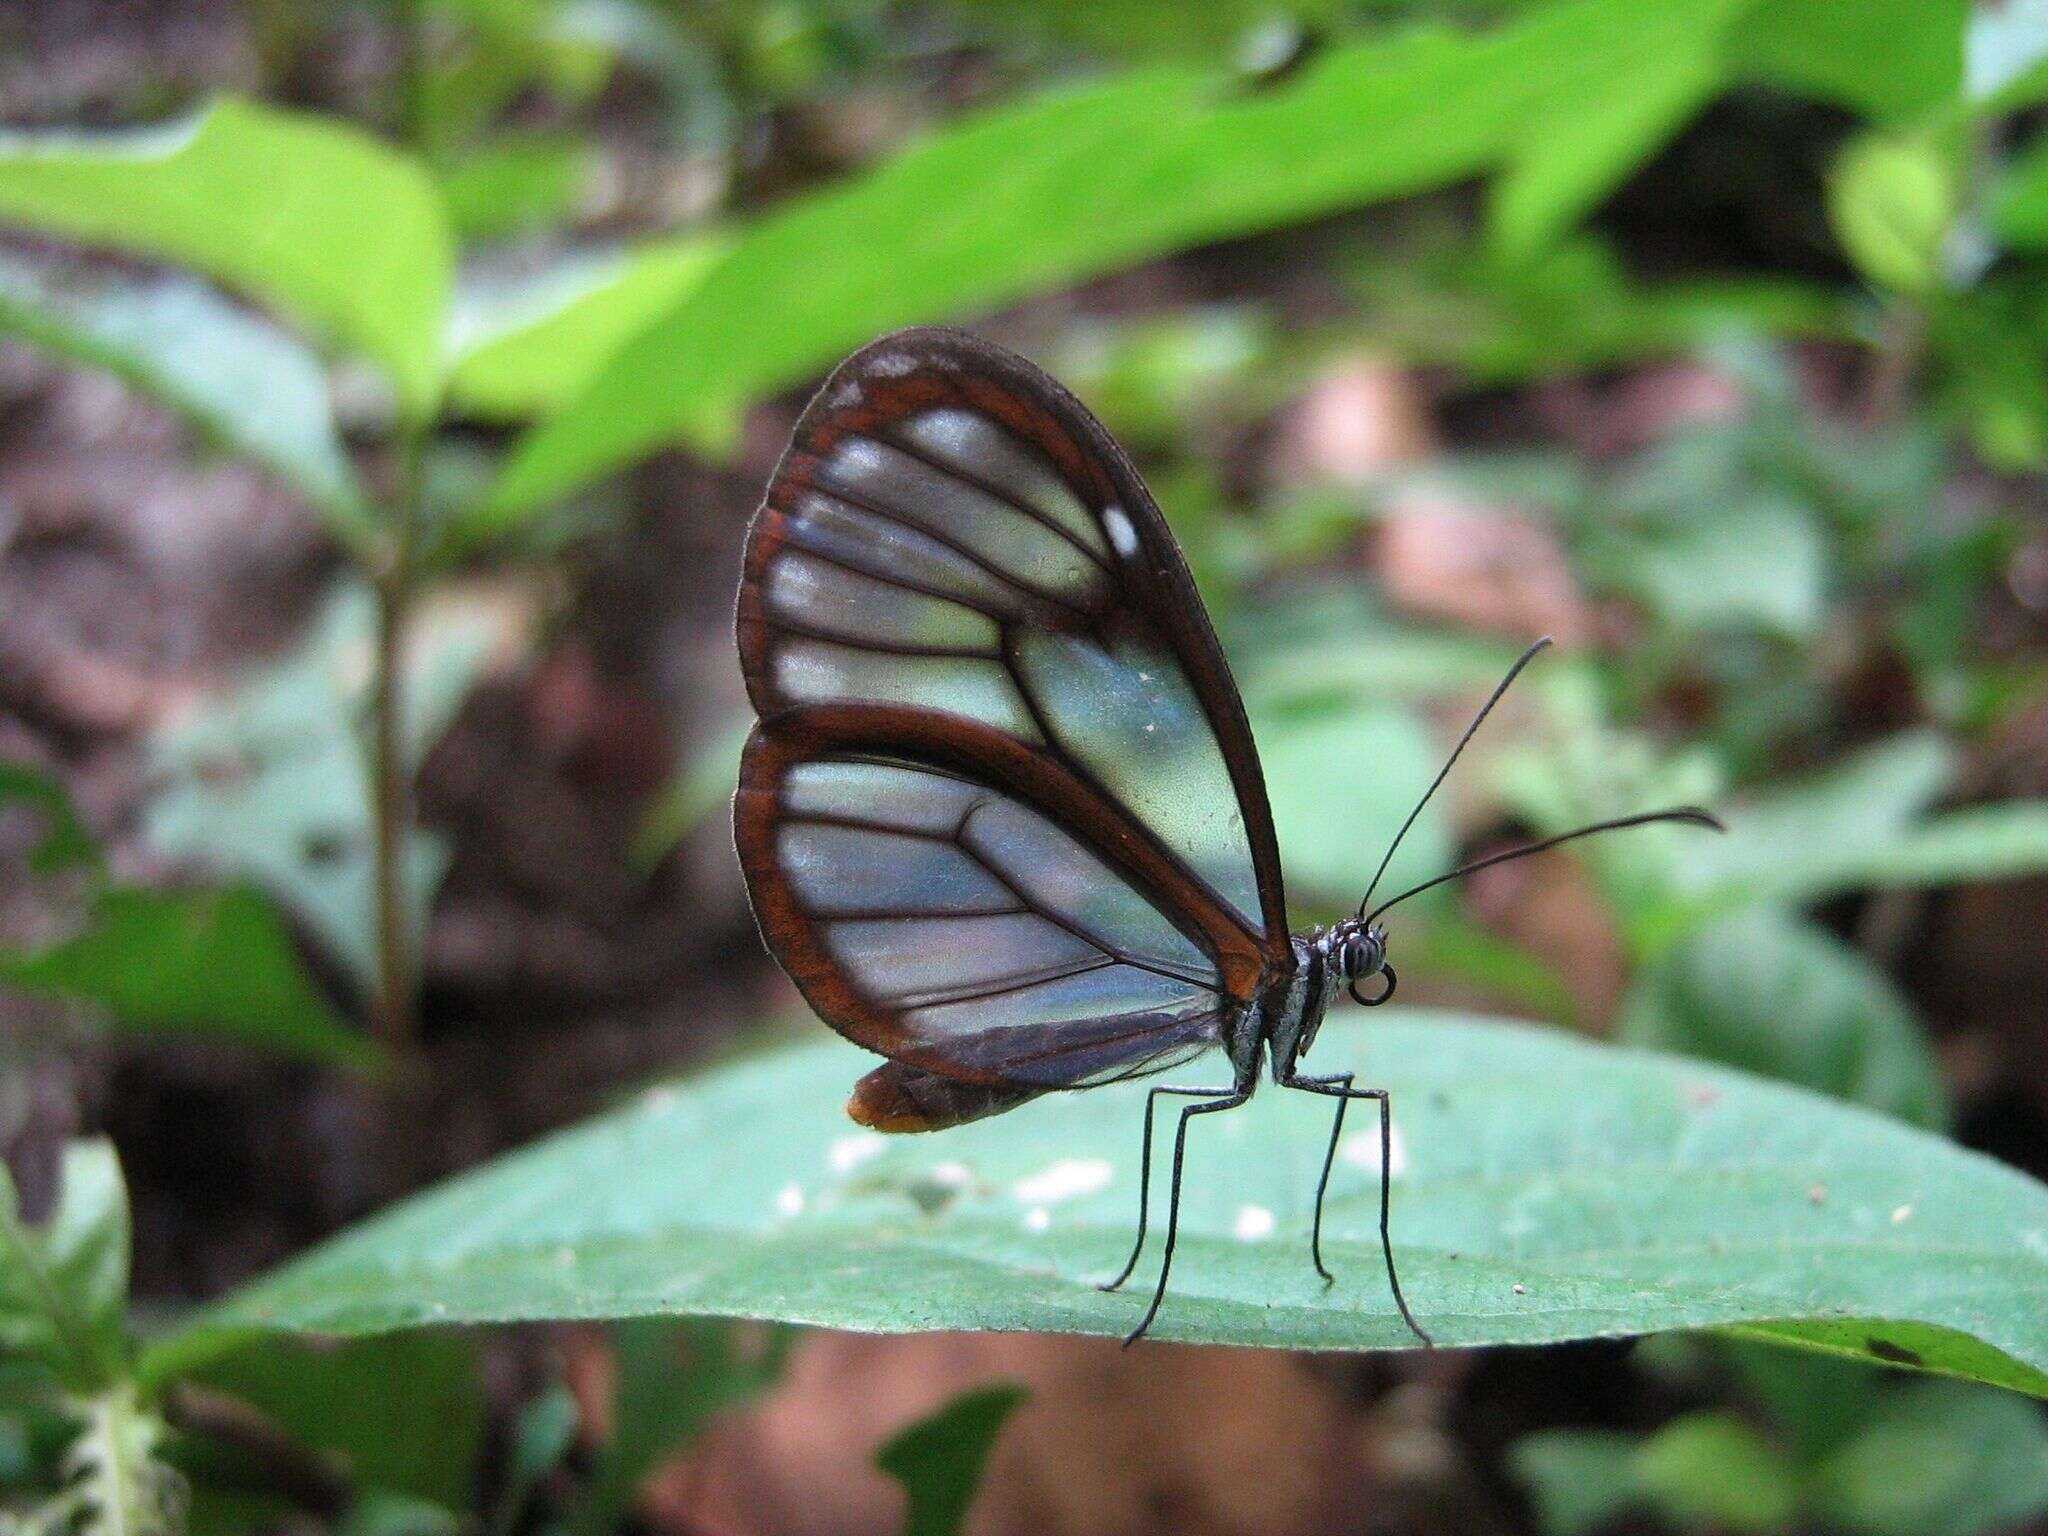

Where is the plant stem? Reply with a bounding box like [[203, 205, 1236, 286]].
[[370, 429, 424, 1057], [369, 0, 435, 1061]]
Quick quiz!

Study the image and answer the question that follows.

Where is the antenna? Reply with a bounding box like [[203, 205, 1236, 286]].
[[1363, 806, 1724, 927], [1356, 635, 1553, 919]]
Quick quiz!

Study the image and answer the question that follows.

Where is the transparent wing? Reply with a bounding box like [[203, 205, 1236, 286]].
[[737, 328, 1288, 954], [736, 706, 1242, 1089]]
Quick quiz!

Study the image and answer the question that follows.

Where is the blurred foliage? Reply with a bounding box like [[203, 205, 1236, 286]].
[[142, 584, 495, 998], [0, 764, 377, 1071], [0, 1143, 187, 1536], [1513, 1342, 2048, 1536], [875, 1385, 1028, 1536]]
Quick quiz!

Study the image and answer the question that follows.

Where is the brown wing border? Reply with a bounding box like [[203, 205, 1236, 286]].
[[735, 701, 1267, 1085], [735, 326, 1290, 961]]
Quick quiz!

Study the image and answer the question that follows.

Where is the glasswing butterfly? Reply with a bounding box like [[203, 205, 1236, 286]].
[[734, 328, 1719, 1345]]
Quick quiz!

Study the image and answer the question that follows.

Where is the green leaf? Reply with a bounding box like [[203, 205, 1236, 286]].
[[446, 233, 730, 421], [1617, 908, 1947, 1129], [189, 1333, 483, 1509], [1827, 130, 1958, 298], [1611, 495, 1828, 641], [184, 1016, 2048, 1397], [875, 1385, 1027, 1536], [0, 1141, 130, 1392], [1728, 0, 1967, 118], [1810, 1377, 2048, 1536], [434, 135, 589, 242], [1489, 0, 1739, 260], [0, 255, 371, 549], [487, 1385, 577, 1536], [483, 0, 1750, 515], [571, 1319, 789, 1536], [2, 750, 370, 1070], [0, 885, 379, 1073], [1992, 130, 2048, 250], [0, 759, 99, 877], [1350, 236, 1847, 384], [0, 98, 452, 416], [1637, 731, 2048, 940], [1632, 1411, 1800, 1534], [337, 1491, 461, 1536], [1508, 1429, 1641, 1536]]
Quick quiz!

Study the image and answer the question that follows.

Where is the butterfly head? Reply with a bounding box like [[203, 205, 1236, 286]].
[[1335, 919, 1395, 1010]]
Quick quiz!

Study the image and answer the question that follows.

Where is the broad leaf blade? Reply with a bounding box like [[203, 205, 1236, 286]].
[[182, 1016, 2048, 1397], [485, 0, 1751, 515], [0, 98, 451, 415]]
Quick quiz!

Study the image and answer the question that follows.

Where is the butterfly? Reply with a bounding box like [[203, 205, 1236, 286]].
[[733, 327, 1719, 1345]]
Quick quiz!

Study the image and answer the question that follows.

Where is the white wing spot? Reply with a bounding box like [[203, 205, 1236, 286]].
[[1233, 1204, 1276, 1241], [1023, 1206, 1052, 1233], [1103, 506, 1140, 559], [868, 351, 918, 378], [1014, 1157, 1112, 1205], [775, 1183, 805, 1217], [829, 1132, 885, 1174], [1340, 1121, 1410, 1179]]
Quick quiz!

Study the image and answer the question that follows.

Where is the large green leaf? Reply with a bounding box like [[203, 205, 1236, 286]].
[[446, 233, 729, 423], [1727, 0, 1967, 119], [0, 254, 373, 551], [180, 1015, 2048, 1397], [0, 98, 451, 416], [486, 0, 1753, 515]]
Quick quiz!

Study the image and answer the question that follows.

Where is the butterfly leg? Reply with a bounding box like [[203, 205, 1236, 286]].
[[1282, 1072, 1433, 1347], [1120, 1085, 1251, 1347], [1100, 1083, 1236, 1294]]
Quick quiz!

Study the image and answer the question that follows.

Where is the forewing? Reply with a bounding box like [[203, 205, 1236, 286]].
[[737, 327, 1288, 955], [736, 706, 1239, 1089]]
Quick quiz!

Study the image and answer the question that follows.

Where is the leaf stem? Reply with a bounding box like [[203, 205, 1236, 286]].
[[370, 427, 424, 1057]]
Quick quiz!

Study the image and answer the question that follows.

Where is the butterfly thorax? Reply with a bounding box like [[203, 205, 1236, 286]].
[[1248, 920, 1388, 1082]]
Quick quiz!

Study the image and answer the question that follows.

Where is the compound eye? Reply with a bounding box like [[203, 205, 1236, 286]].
[[1342, 937, 1364, 976]]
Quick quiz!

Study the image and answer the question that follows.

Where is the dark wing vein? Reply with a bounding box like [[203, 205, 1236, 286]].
[[866, 424, 1117, 580], [796, 484, 1095, 624]]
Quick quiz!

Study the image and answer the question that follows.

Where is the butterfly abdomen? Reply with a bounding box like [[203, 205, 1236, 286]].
[[848, 1060, 1047, 1132]]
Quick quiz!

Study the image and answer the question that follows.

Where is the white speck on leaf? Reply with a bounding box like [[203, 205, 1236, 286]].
[[1014, 1157, 1112, 1204], [930, 1162, 972, 1189], [1233, 1204, 1275, 1241], [776, 1183, 805, 1217], [1023, 1207, 1051, 1233], [829, 1133, 884, 1174], [1892, 1203, 1914, 1225]]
